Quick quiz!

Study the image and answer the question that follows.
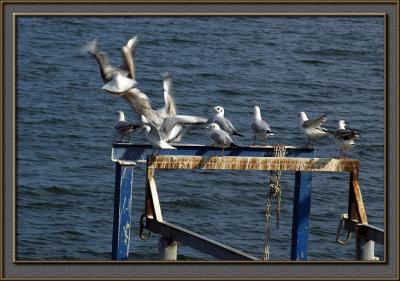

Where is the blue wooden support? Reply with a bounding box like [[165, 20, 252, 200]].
[[111, 143, 316, 261], [290, 171, 313, 260], [112, 162, 134, 260]]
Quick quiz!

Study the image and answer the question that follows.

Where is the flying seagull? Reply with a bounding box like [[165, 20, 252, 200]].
[[87, 38, 208, 143], [299, 111, 331, 145], [141, 115, 176, 150]]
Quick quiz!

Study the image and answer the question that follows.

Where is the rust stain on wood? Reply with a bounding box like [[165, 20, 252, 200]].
[[147, 156, 359, 173], [351, 173, 368, 224]]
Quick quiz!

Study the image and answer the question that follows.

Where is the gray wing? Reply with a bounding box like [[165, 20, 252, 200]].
[[302, 114, 327, 129], [123, 88, 163, 124], [160, 115, 208, 137], [157, 72, 177, 117], [335, 128, 360, 141], [114, 121, 140, 132], [214, 116, 235, 134], [148, 123, 164, 142], [211, 130, 233, 146], [252, 119, 271, 133], [120, 36, 138, 80]]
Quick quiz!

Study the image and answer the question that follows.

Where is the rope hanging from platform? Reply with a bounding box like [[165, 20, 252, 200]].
[[264, 144, 286, 260]]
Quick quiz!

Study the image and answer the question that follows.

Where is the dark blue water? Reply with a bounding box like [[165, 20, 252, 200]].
[[16, 16, 384, 260]]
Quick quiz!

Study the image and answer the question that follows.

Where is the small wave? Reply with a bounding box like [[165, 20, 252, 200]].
[[294, 48, 371, 57], [163, 199, 208, 209], [298, 59, 327, 65], [44, 185, 80, 196], [169, 37, 197, 44]]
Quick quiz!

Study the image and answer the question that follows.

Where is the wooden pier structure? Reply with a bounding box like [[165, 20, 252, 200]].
[[110, 143, 384, 261]]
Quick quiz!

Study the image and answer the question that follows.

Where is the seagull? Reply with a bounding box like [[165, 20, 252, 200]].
[[85, 39, 137, 94], [299, 111, 331, 145], [251, 106, 274, 145], [121, 78, 208, 143], [114, 111, 141, 143], [211, 106, 244, 137], [334, 120, 360, 158], [141, 115, 176, 150], [87, 38, 208, 143], [207, 123, 240, 156], [156, 72, 182, 142]]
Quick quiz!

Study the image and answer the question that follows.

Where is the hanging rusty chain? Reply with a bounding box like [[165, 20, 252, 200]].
[[264, 144, 286, 261]]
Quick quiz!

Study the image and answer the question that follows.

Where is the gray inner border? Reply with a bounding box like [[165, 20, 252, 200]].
[[3, 2, 398, 279]]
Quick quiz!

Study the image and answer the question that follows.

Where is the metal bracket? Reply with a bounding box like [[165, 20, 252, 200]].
[[139, 213, 152, 240], [336, 214, 352, 245]]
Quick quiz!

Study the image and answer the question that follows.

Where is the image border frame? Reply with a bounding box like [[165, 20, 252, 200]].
[[1, 0, 398, 280]]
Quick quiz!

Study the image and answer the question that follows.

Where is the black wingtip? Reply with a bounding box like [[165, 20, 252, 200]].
[[230, 143, 241, 148], [233, 131, 245, 137]]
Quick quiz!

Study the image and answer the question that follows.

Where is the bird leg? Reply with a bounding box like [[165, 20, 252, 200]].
[[264, 135, 267, 146], [221, 147, 224, 157], [253, 135, 256, 146]]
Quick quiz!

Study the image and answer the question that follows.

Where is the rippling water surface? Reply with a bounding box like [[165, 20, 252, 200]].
[[16, 16, 384, 260]]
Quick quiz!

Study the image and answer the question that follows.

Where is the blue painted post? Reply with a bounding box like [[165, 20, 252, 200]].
[[112, 162, 134, 260], [290, 171, 312, 260]]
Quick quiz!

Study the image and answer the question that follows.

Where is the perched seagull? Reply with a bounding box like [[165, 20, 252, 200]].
[[251, 106, 274, 145], [334, 120, 360, 158], [299, 111, 331, 145], [141, 115, 176, 150], [114, 111, 141, 143], [85, 39, 137, 94], [211, 106, 244, 137], [207, 123, 239, 156], [87, 38, 208, 143]]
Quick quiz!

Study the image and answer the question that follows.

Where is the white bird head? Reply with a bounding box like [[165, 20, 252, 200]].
[[299, 112, 308, 123], [116, 111, 125, 121], [253, 106, 262, 119], [338, 120, 346, 129], [207, 123, 221, 130], [212, 106, 224, 115]]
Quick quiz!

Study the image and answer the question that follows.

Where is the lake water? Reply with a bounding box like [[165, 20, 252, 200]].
[[16, 16, 384, 260]]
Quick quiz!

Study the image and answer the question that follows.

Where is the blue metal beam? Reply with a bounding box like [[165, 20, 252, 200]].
[[291, 171, 313, 260], [112, 143, 315, 163], [112, 163, 134, 260]]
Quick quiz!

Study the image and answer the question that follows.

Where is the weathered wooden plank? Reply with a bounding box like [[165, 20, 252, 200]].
[[347, 172, 358, 221], [148, 176, 163, 222], [147, 156, 359, 173], [146, 219, 259, 260], [144, 167, 155, 219], [352, 174, 368, 224]]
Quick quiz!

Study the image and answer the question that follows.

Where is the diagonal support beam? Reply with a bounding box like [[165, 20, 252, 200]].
[[145, 219, 259, 260]]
